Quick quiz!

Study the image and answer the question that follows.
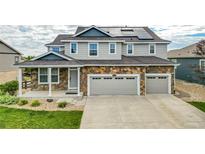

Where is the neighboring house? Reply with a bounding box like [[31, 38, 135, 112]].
[[168, 42, 205, 84], [0, 39, 22, 83], [16, 25, 176, 97]]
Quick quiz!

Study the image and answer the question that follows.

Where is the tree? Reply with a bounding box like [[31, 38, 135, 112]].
[[196, 40, 205, 57], [23, 55, 35, 61]]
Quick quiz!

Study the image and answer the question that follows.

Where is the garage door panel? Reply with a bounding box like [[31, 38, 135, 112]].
[[90, 76, 138, 95], [146, 76, 169, 94]]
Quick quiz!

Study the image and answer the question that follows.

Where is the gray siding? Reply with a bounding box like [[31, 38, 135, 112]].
[[170, 58, 205, 85], [122, 43, 167, 59], [40, 54, 64, 60], [65, 42, 122, 60], [0, 54, 20, 71], [0, 42, 17, 54], [78, 28, 109, 37], [0, 42, 21, 72]]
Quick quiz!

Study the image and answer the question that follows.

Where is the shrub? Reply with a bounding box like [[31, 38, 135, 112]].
[[0, 90, 6, 96], [18, 99, 29, 106], [58, 102, 67, 108], [0, 80, 18, 96], [0, 95, 19, 105], [31, 100, 41, 107]]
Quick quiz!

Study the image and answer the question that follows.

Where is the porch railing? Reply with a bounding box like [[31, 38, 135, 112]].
[[22, 80, 31, 89]]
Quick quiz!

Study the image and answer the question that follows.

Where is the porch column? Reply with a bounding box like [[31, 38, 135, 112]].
[[18, 68, 22, 97], [48, 67, 52, 97], [77, 67, 80, 96]]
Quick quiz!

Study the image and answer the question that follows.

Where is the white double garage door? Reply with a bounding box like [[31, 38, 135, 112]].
[[88, 74, 171, 96]]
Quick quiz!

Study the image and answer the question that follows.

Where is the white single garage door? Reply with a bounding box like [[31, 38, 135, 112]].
[[146, 74, 170, 94], [89, 75, 139, 96]]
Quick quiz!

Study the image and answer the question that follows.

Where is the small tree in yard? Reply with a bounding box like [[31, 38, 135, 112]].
[[192, 40, 205, 85]]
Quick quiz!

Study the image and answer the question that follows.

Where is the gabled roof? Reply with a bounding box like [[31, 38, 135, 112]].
[[74, 25, 112, 37], [32, 51, 73, 61], [45, 34, 72, 46], [0, 39, 22, 55], [15, 55, 175, 67], [46, 26, 170, 46], [168, 42, 205, 58], [79, 56, 175, 66]]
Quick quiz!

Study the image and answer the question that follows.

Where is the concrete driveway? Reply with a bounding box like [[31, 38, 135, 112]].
[[80, 95, 205, 128]]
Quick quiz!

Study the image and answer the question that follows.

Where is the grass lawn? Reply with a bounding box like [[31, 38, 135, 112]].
[[188, 101, 205, 112], [0, 106, 83, 129]]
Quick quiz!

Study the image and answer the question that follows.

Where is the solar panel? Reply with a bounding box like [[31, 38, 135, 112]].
[[100, 27, 153, 39], [134, 28, 153, 39]]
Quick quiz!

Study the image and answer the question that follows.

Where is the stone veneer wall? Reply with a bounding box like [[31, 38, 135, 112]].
[[31, 68, 68, 91], [30, 66, 175, 95], [80, 66, 175, 96]]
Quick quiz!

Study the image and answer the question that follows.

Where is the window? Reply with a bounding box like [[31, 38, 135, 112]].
[[51, 68, 59, 83], [89, 43, 98, 56], [14, 56, 19, 64], [51, 47, 60, 52], [39, 68, 48, 83], [109, 43, 116, 54], [39, 68, 59, 84], [127, 44, 133, 55], [70, 42, 78, 54], [149, 44, 156, 54], [200, 59, 205, 72]]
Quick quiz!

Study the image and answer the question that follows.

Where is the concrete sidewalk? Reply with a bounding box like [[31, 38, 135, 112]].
[[80, 95, 205, 129]]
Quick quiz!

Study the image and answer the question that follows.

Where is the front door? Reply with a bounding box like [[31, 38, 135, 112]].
[[69, 69, 78, 89]]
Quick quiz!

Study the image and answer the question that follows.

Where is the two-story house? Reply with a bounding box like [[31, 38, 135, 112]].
[[16, 25, 176, 97]]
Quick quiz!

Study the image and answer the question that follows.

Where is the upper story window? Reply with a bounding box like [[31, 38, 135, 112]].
[[14, 56, 19, 64], [89, 43, 98, 56], [127, 44, 134, 55], [51, 47, 60, 52], [200, 59, 205, 72], [149, 43, 156, 54], [70, 42, 78, 54], [38, 68, 59, 84], [109, 43, 116, 54]]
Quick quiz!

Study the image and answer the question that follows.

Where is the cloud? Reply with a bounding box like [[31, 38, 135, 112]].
[[0, 25, 77, 56], [0, 25, 205, 56], [152, 25, 205, 50]]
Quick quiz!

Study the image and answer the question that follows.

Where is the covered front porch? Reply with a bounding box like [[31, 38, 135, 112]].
[[18, 67, 82, 98]]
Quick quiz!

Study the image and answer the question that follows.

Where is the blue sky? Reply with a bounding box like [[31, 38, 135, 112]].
[[0, 25, 205, 56]]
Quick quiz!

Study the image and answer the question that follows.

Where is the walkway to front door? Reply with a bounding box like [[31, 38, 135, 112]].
[[80, 95, 205, 128]]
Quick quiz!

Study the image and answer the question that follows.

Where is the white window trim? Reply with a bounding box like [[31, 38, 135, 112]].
[[109, 43, 117, 54], [127, 43, 134, 55], [51, 68, 60, 84], [38, 68, 60, 84], [199, 59, 205, 71], [149, 43, 156, 55], [70, 42, 78, 54], [15, 56, 19, 64], [88, 42, 99, 57]]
